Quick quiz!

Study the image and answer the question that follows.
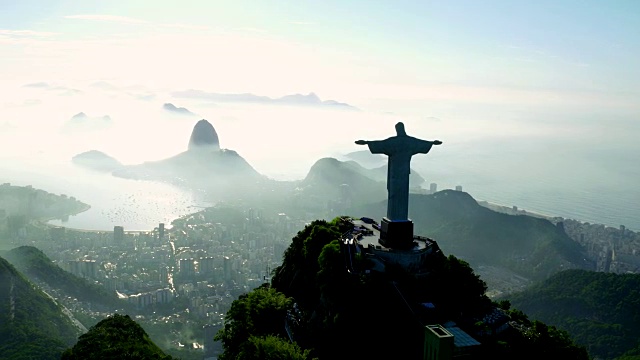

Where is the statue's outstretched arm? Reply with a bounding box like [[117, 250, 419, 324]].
[[355, 140, 368, 145], [433, 140, 442, 145]]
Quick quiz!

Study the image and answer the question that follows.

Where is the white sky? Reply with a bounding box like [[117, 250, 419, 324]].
[[0, 0, 638, 176], [1, 1, 639, 110]]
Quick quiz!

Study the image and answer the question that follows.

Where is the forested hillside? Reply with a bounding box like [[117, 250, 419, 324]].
[[508, 269, 640, 359], [0, 257, 81, 360], [62, 314, 173, 359], [3, 246, 126, 310]]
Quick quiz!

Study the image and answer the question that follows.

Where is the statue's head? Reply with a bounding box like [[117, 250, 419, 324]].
[[395, 122, 407, 136]]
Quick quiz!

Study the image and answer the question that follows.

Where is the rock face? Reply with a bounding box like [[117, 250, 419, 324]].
[[188, 119, 220, 151]]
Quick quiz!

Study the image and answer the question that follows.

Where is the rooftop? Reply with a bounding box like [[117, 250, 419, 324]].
[[445, 326, 481, 348]]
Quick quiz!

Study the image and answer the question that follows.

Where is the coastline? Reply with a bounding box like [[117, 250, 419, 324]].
[[36, 194, 634, 235], [477, 200, 558, 222], [41, 201, 172, 233], [477, 199, 638, 234], [39, 221, 153, 234], [41, 210, 154, 234], [39, 202, 92, 226]]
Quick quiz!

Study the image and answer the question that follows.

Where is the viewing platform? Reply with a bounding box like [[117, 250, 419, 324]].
[[344, 218, 443, 273]]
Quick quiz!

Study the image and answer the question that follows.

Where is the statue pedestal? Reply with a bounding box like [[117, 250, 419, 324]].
[[379, 217, 414, 249]]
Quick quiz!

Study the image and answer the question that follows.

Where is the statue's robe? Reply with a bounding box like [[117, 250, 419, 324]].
[[367, 135, 435, 221]]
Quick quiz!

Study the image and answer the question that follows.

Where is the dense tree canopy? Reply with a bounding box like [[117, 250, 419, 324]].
[[215, 286, 294, 360], [0, 257, 79, 360], [237, 335, 312, 360], [218, 217, 588, 359], [508, 269, 640, 359], [271, 219, 344, 309], [61, 314, 172, 360]]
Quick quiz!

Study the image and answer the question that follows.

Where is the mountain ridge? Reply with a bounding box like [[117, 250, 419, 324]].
[[171, 89, 358, 109], [0, 256, 82, 359], [350, 190, 593, 280], [3, 246, 126, 310], [72, 150, 123, 172]]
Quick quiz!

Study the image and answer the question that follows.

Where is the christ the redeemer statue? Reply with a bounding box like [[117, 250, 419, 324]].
[[356, 122, 442, 221]]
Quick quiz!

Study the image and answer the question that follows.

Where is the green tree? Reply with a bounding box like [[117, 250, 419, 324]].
[[61, 314, 172, 359], [237, 335, 312, 360], [317, 240, 346, 306], [215, 286, 293, 360], [272, 220, 342, 308]]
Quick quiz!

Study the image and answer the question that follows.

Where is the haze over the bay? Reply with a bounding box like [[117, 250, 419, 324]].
[[1, 0, 639, 230]]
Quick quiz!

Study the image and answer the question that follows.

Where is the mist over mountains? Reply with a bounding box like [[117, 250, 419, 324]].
[[69, 118, 430, 212], [350, 190, 593, 280], [171, 89, 358, 109], [72, 150, 123, 172], [108, 119, 263, 195], [2, 4, 639, 358], [62, 112, 113, 133], [3, 108, 636, 360], [163, 103, 195, 116], [1, 79, 639, 233]]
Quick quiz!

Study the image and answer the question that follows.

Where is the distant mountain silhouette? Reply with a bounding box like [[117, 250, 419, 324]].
[[306, 157, 425, 189], [343, 149, 385, 167], [72, 150, 123, 172], [22, 82, 82, 95], [172, 89, 357, 109], [62, 112, 112, 133], [0, 256, 83, 359], [340, 160, 425, 189], [302, 158, 382, 190], [163, 103, 195, 116], [113, 119, 262, 191], [278, 92, 323, 104], [294, 158, 386, 208], [114, 148, 261, 188], [188, 119, 219, 150]]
